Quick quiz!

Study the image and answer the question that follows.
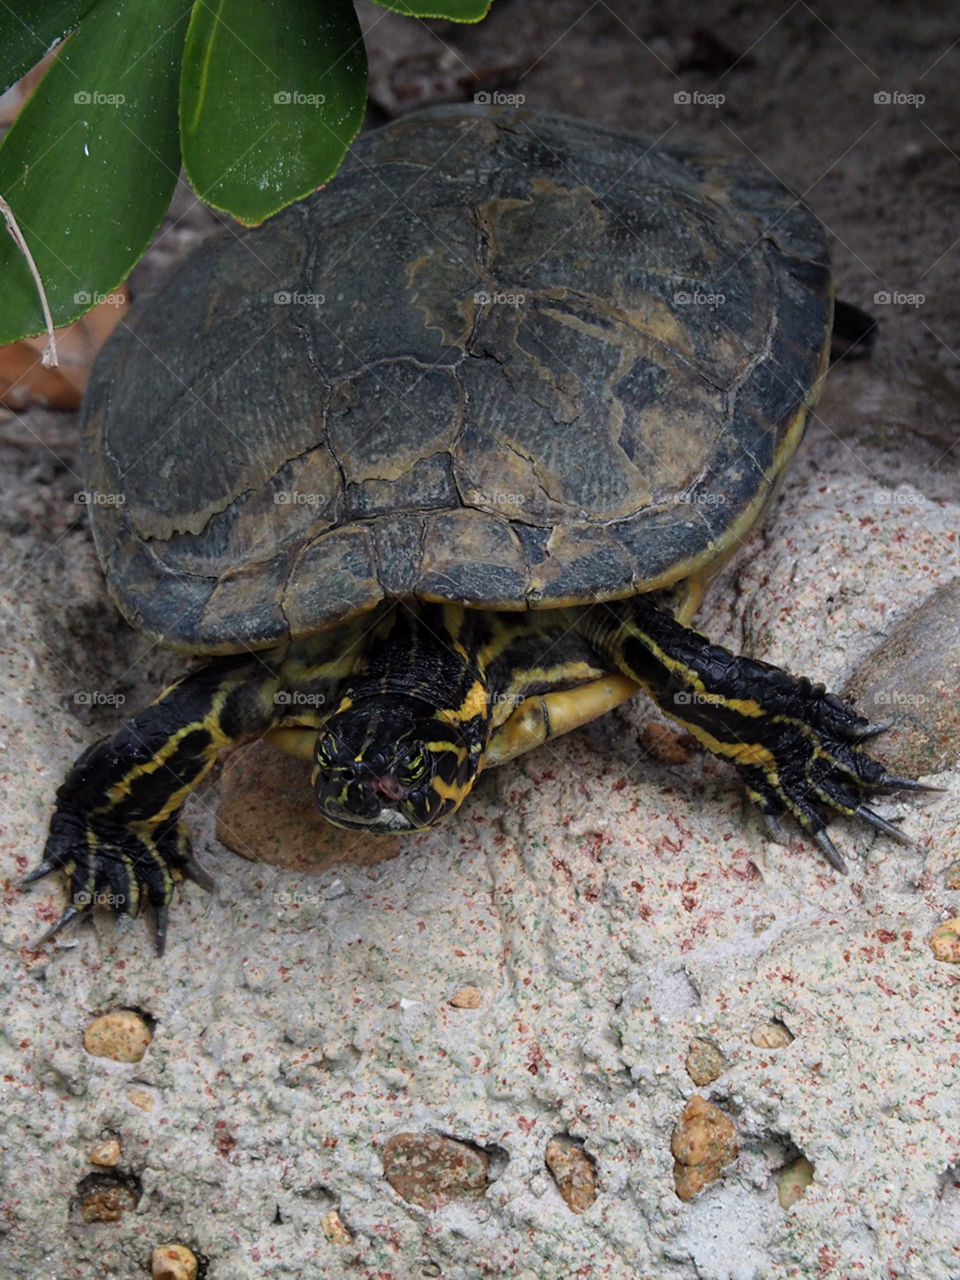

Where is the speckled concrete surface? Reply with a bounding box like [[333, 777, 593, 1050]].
[[3, 4, 960, 1278]]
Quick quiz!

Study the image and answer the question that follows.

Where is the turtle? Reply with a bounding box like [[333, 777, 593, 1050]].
[[26, 105, 920, 953]]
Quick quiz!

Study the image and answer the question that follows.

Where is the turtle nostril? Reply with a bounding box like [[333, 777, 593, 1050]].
[[366, 774, 407, 802]]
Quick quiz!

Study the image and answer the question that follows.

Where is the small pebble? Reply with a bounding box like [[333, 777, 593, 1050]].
[[83, 1011, 152, 1063], [778, 1155, 815, 1209], [545, 1138, 597, 1213], [80, 1185, 136, 1223], [126, 1087, 154, 1111], [320, 1209, 352, 1244], [671, 1095, 739, 1201], [750, 1020, 794, 1049], [90, 1139, 120, 1167], [382, 1132, 487, 1210], [685, 1039, 724, 1085], [944, 861, 960, 891], [930, 917, 960, 963], [639, 721, 692, 764], [449, 986, 482, 1009], [151, 1244, 198, 1280]]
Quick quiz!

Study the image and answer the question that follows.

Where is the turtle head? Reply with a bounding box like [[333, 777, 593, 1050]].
[[312, 695, 482, 832]]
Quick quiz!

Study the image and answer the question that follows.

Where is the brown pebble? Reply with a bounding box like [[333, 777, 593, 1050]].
[[945, 861, 960, 891], [685, 1039, 724, 1086], [449, 986, 482, 1009], [90, 1139, 120, 1167], [382, 1132, 487, 1210], [320, 1209, 352, 1244], [83, 1011, 151, 1063], [80, 1185, 136, 1223], [545, 1138, 597, 1213], [126, 1087, 154, 1112], [671, 1095, 739, 1201], [750, 1020, 794, 1049], [151, 1244, 198, 1280], [777, 1155, 815, 1209], [640, 721, 693, 764], [930, 917, 960, 962]]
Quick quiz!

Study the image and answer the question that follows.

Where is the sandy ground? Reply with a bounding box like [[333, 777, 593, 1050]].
[[2, 2, 960, 1277]]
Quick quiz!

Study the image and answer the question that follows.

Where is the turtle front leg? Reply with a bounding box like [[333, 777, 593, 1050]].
[[27, 655, 282, 953], [582, 598, 923, 870]]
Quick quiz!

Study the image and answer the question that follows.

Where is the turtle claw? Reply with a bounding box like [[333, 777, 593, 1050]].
[[154, 903, 170, 958], [853, 803, 914, 847], [814, 828, 848, 874], [856, 720, 894, 739], [28, 903, 83, 950], [20, 859, 61, 888]]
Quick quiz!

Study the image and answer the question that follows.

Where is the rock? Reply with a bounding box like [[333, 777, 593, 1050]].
[[79, 1185, 136, 1223], [750, 1020, 794, 1049], [778, 1155, 815, 1209], [151, 1244, 198, 1280], [449, 985, 483, 1008], [89, 1139, 120, 1167], [843, 578, 960, 777], [83, 1012, 151, 1063], [545, 1138, 597, 1214], [930, 917, 960, 963], [685, 1039, 724, 1086], [671, 1096, 739, 1201], [320, 1210, 352, 1244], [382, 1133, 488, 1210]]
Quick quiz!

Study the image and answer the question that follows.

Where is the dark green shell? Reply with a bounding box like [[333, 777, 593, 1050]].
[[82, 106, 831, 654]]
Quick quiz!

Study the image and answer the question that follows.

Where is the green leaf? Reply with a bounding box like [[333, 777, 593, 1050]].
[[0, 0, 99, 96], [0, 0, 189, 344], [180, 0, 367, 226], [371, 0, 493, 19]]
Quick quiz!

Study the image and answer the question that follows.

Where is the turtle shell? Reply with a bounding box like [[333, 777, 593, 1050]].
[[81, 106, 831, 654]]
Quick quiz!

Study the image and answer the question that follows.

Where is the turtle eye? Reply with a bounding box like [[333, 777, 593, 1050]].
[[316, 730, 340, 767], [401, 747, 429, 785]]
